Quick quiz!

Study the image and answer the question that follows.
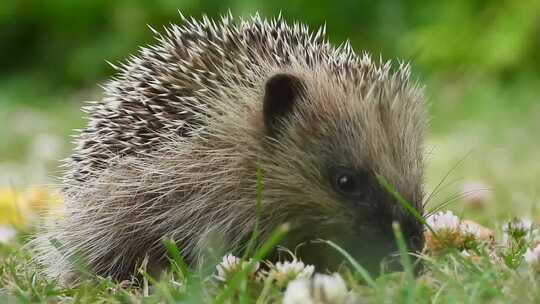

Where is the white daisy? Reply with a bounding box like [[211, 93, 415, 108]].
[[282, 278, 313, 304], [274, 259, 315, 279], [214, 254, 259, 282], [502, 218, 537, 244], [311, 273, 348, 303], [504, 218, 534, 235], [267, 258, 315, 288], [426, 211, 460, 232], [460, 221, 482, 239], [283, 273, 348, 304]]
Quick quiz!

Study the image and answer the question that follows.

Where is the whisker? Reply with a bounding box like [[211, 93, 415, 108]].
[[425, 188, 490, 218], [423, 150, 473, 208], [422, 177, 463, 209], [425, 190, 466, 216]]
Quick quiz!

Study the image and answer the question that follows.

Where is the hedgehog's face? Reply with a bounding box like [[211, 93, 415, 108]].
[[260, 71, 425, 274]]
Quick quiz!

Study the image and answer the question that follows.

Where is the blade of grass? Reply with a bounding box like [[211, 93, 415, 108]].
[[320, 240, 377, 289], [255, 273, 276, 304], [447, 247, 483, 274], [392, 222, 414, 277], [377, 174, 438, 237], [163, 238, 190, 281], [392, 222, 416, 304], [138, 265, 176, 303]]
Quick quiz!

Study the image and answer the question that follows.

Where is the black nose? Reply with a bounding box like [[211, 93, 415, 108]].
[[407, 234, 425, 253], [399, 217, 425, 253]]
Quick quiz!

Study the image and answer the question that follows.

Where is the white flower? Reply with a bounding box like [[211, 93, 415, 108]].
[[283, 273, 348, 304], [311, 273, 348, 303], [283, 278, 313, 304], [460, 221, 482, 239], [502, 218, 537, 244], [504, 218, 534, 234], [214, 254, 259, 282], [274, 259, 315, 279], [426, 211, 461, 232], [267, 258, 315, 287], [524, 244, 540, 267], [0, 226, 16, 243]]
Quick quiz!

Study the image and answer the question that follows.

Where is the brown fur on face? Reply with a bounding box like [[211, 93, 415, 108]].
[[32, 14, 427, 283]]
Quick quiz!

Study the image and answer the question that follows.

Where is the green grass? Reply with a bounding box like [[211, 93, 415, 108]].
[[1, 218, 539, 303]]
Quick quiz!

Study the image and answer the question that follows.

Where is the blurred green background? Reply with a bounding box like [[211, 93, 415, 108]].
[[1, 0, 539, 222]]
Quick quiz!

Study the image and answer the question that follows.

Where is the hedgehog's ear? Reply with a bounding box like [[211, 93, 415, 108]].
[[263, 73, 306, 137]]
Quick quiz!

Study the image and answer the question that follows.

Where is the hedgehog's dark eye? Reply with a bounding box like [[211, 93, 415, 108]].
[[336, 174, 357, 193], [331, 167, 369, 197]]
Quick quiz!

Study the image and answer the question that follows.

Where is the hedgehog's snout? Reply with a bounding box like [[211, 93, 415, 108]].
[[400, 217, 425, 253], [347, 216, 424, 275], [362, 203, 425, 274], [285, 209, 425, 276]]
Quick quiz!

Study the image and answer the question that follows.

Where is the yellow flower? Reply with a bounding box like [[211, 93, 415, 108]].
[[0, 189, 26, 227], [23, 187, 63, 214], [0, 187, 64, 228]]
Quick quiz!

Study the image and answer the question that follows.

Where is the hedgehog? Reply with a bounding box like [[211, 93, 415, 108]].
[[34, 13, 427, 283]]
